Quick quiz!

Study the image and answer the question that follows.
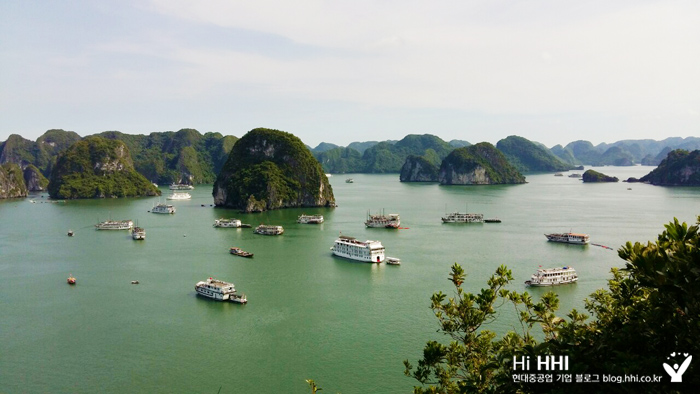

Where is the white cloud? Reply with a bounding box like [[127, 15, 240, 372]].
[[141, 0, 700, 116]]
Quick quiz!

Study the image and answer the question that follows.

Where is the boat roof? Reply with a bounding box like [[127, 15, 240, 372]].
[[536, 266, 575, 273]]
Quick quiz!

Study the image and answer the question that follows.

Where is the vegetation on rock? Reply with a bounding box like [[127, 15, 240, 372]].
[[96, 129, 237, 184], [313, 134, 453, 174], [314, 147, 364, 174], [405, 217, 700, 393], [0, 163, 28, 198], [438, 143, 526, 185], [48, 137, 160, 199], [640, 149, 700, 186], [213, 128, 335, 212], [496, 135, 573, 173], [582, 169, 619, 183]]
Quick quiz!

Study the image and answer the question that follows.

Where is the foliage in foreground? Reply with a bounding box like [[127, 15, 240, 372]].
[[405, 217, 700, 393]]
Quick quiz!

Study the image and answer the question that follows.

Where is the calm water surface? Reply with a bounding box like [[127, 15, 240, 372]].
[[1, 167, 698, 393]]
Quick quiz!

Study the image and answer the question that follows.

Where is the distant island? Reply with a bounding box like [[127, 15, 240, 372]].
[[48, 137, 160, 199], [438, 143, 526, 185], [582, 169, 619, 183], [213, 128, 335, 212], [3, 128, 700, 199], [639, 149, 700, 186]]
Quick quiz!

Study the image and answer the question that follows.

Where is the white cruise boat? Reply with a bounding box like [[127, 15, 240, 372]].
[[169, 183, 194, 190], [195, 277, 247, 303], [254, 225, 284, 235], [166, 192, 191, 200], [545, 232, 590, 245], [297, 214, 324, 224], [214, 218, 242, 228], [331, 235, 385, 263], [365, 211, 400, 228], [525, 266, 578, 286], [441, 212, 484, 223], [132, 226, 146, 240], [151, 202, 176, 214], [95, 220, 133, 230], [345, 178, 354, 183]]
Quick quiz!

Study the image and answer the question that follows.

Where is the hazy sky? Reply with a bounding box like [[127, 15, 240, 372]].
[[1, 0, 698, 148]]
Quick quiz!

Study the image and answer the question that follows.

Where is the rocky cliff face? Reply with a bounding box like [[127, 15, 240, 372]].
[[640, 149, 700, 186], [438, 143, 526, 185], [0, 163, 28, 198], [400, 156, 439, 182], [23, 165, 48, 191], [48, 137, 160, 199], [213, 128, 335, 212]]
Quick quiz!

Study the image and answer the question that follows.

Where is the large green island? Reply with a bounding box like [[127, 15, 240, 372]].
[[213, 128, 335, 212], [48, 137, 160, 199]]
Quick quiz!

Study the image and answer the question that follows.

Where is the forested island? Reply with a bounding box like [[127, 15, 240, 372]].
[[582, 169, 619, 183], [48, 137, 160, 199], [639, 149, 700, 186], [2, 129, 700, 199], [438, 143, 526, 185], [213, 128, 335, 212]]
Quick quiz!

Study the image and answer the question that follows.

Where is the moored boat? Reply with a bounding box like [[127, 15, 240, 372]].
[[95, 220, 133, 230], [365, 210, 400, 228], [385, 257, 401, 265], [297, 214, 324, 224], [195, 277, 247, 303], [230, 247, 254, 258], [151, 202, 176, 214], [441, 212, 484, 223], [166, 192, 191, 200], [214, 218, 242, 228], [545, 232, 590, 245], [484, 218, 502, 223], [525, 266, 578, 286], [554, 173, 563, 176], [132, 226, 146, 240], [331, 234, 385, 263], [254, 224, 284, 235]]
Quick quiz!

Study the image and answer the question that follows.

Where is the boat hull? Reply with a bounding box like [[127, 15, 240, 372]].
[[332, 250, 385, 263], [525, 278, 578, 287], [545, 233, 590, 245]]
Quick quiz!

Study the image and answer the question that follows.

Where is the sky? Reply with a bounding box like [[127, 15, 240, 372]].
[[1, 0, 699, 149]]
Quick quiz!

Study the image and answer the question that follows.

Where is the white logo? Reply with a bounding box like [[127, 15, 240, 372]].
[[663, 352, 692, 382]]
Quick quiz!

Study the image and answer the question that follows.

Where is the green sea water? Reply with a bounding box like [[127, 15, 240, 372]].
[[1, 167, 698, 393]]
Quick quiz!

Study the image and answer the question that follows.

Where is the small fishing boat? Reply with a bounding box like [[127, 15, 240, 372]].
[[131, 280, 139, 284], [67, 275, 76, 285], [67, 230, 74, 236], [345, 178, 354, 183], [230, 247, 254, 258], [484, 218, 502, 223]]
